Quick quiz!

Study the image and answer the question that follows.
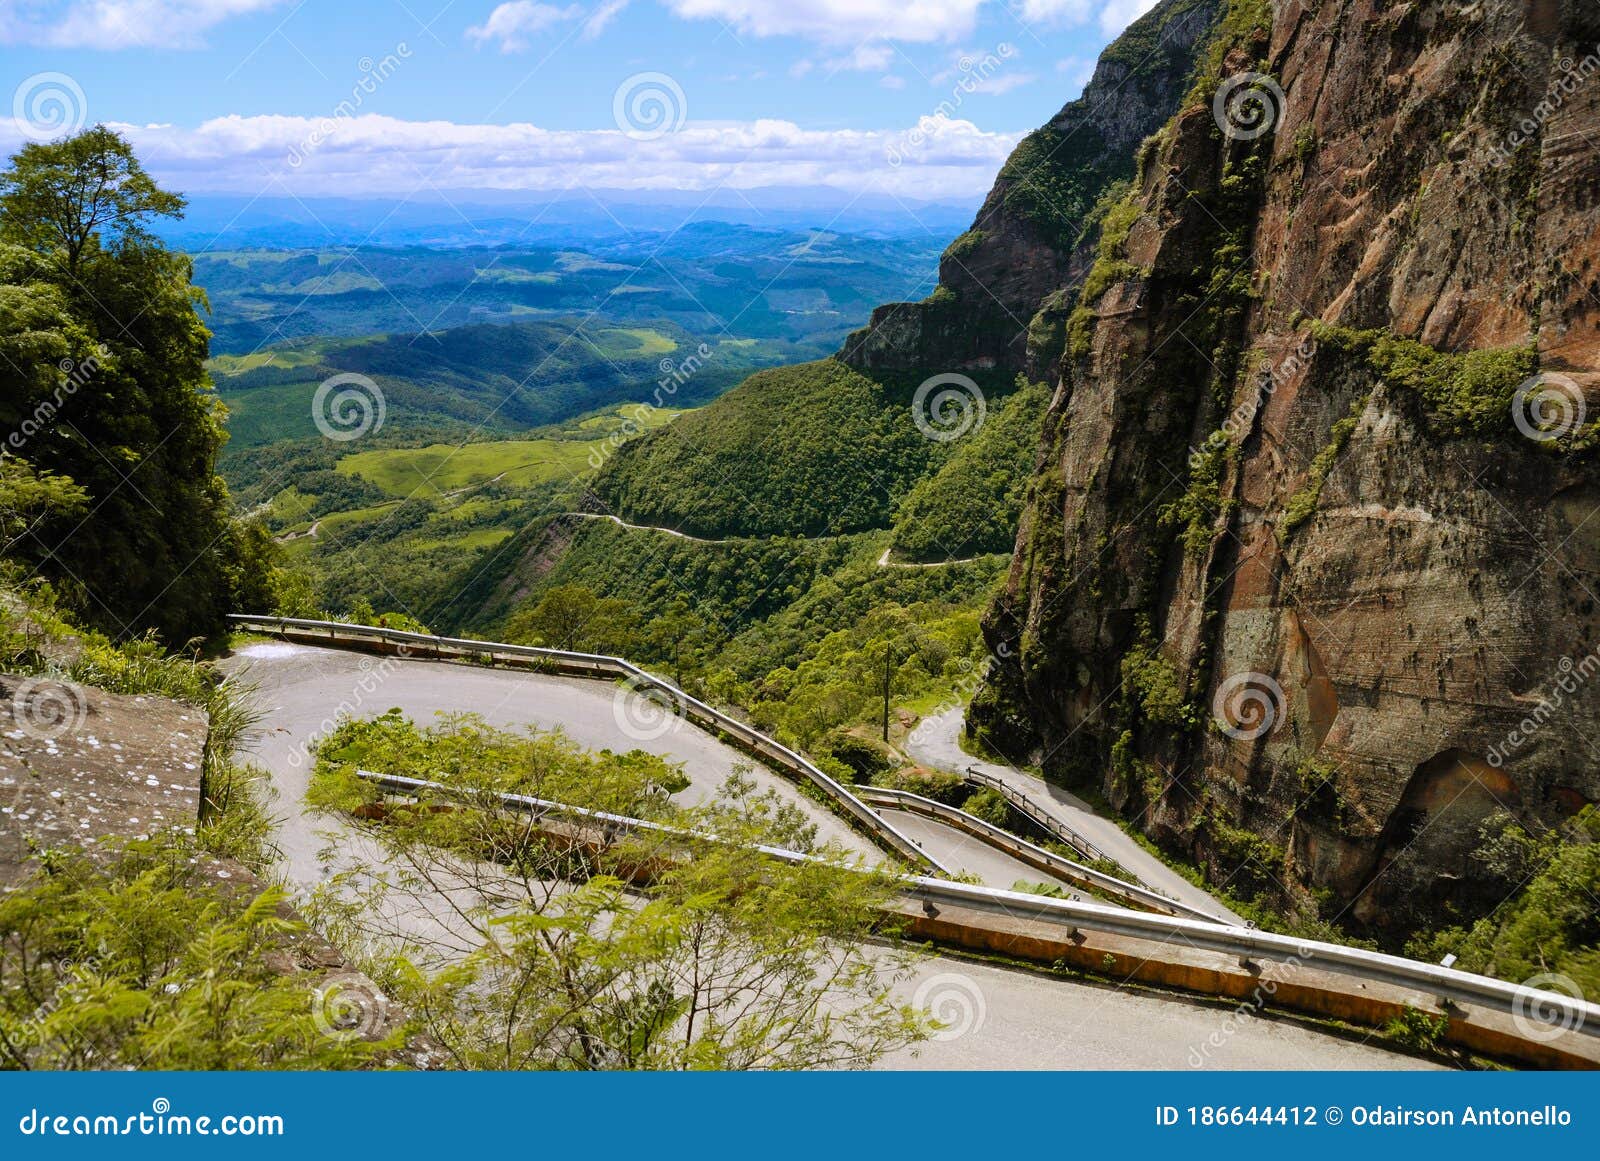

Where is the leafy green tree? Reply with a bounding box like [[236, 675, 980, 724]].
[[0, 129, 268, 643], [307, 711, 926, 1069], [0, 125, 184, 277], [1408, 808, 1600, 995], [505, 582, 640, 654], [0, 842, 379, 1070], [0, 457, 86, 548]]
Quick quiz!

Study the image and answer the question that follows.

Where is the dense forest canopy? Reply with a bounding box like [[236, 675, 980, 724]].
[[0, 127, 271, 643]]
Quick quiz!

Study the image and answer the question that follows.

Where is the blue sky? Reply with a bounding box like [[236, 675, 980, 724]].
[[1, 0, 1157, 200]]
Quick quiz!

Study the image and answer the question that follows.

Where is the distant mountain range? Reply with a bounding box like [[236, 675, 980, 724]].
[[190, 223, 947, 354], [162, 190, 982, 251]]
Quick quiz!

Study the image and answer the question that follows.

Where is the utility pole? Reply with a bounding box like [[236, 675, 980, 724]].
[[881, 644, 893, 742]]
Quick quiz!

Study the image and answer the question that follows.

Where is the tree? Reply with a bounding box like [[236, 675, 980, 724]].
[[0, 457, 86, 550], [505, 583, 640, 655], [305, 711, 927, 1070], [0, 129, 263, 644], [0, 126, 184, 278]]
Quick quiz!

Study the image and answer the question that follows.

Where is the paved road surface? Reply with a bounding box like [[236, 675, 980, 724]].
[[221, 641, 882, 886], [221, 641, 1421, 1068], [906, 708, 1244, 924], [885, 956, 1439, 1070], [876, 808, 1053, 892]]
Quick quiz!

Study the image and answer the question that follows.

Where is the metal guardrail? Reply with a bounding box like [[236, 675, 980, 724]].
[[858, 785, 1223, 923], [228, 614, 949, 875], [909, 876, 1600, 1044], [238, 616, 1600, 1051], [962, 766, 1108, 865], [354, 768, 1600, 1050]]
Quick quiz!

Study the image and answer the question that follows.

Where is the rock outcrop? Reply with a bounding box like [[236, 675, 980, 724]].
[[972, 0, 1600, 934], [838, 0, 1223, 383]]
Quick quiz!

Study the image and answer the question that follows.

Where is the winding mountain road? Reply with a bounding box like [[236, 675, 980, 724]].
[[906, 707, 1245, 924], [219, 640, 1422, 1070], [562, 511, 978, 568]]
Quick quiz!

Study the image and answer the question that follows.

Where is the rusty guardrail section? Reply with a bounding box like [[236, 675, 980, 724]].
[[228, 614, 948, 874], [857, 784, 1224, 923], [354, 769, 1600, 1069]]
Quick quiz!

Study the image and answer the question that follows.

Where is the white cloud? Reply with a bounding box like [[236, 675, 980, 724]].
[[1092, 0, 1158, 34], [581, 0, 629, 37], [465, 2, 581, 53], [6, 112, 1020, 200], [827, 42, 893, 72], [1014, 0, 1091, 23], [974, 71, 1034, 95], [663, 0, 986, 45], [0, 0, 287, 49], [1015, 0, 1156, 35]]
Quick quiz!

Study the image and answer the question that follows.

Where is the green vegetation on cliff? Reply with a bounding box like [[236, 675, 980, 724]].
[[593, 360, 975, 539], [889, 380, 1049, 561], [1409, 809, 1600, 997], [1308, 322, 1538, 440], [0, 128, 272, 643]]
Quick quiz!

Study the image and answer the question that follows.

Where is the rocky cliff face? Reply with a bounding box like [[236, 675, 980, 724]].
[[838, 0, 1222, 383], [972, 0, 1600, 934]]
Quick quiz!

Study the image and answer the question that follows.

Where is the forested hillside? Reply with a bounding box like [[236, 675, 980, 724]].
[[428, 0, 1222, 780], [0, 128, 272, 643]]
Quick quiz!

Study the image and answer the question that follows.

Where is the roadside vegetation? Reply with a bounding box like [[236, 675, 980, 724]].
[[304, 711, 930, 1069]]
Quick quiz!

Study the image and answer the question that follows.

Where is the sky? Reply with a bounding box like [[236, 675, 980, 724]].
[[0, 0, 1158, 202]]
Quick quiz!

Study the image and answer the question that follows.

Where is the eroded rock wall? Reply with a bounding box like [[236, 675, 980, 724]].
[[974, 0, 1600, 933], [838, 0, 1222, 383]]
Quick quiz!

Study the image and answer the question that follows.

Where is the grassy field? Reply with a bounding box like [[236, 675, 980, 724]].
[[330, 403, 686, 499], [216, 379, 334, 448], [335, 440, 596, 497], [586, 327, 677, 357]]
